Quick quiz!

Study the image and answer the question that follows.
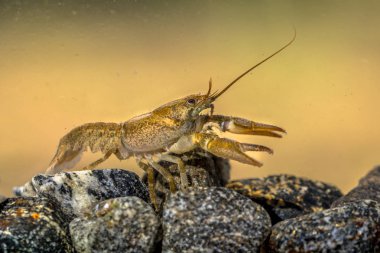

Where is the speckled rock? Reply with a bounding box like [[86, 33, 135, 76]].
[[13, 169, 150, 220], [227, 174, 343, 223], [142, 151, 230, 211], [332, 184, 380, 208], [0, 197, 74, 252], [267, 200, 380, 253], [70, 196, 159, 253], [180, 151, 230, 186], [359, 165, 380, 186], [162, 187, 271, 253], [332, 166, 380, 207]]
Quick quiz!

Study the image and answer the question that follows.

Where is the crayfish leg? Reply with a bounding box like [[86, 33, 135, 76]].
[[146, 157, 177, 193], [138, 161, 159, 211], [146, 167, 158, 210], [158, 154, 188, 191], [80, 151, 113, 171]]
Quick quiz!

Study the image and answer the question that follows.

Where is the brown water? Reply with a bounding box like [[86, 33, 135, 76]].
[[1, 1, 380, 195]]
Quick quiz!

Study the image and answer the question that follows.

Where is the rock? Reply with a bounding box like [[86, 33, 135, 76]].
[[143, 151, 230, 211], [162, 187, 271, 253], [69, 196, 159, 253], [14, 169, 150, 220], [332, 184, 380, 207], [227, 174, 343, 223], [332, 166, 380, 207], [267, 200, 380, 253], [182, 151, 231, 186], [0, 197, 74, 252], [359, 165, 380, 186]]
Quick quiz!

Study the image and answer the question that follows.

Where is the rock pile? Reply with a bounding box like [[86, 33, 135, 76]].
[[266, 166, 380, 252], [1, 155, 380, 252]]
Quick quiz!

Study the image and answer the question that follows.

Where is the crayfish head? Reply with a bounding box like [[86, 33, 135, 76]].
[[153, 79, 214, 122], [153, 93, 212, 122]]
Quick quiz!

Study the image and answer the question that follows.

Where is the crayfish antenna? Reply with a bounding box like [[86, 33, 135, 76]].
[[211, 30, 296, 101]]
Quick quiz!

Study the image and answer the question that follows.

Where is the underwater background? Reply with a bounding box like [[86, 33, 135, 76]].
[[0, 0, 379, 195]]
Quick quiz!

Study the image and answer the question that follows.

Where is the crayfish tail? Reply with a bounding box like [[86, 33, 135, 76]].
[[45, 146, 84, 174]]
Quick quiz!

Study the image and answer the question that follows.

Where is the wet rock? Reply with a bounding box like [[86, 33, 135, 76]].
[[0, 197, 74, 253], [14, 169, 150, 220], [143, 151, 230, 211], [227, 174, 343, 223], [333, 166, 380, 207], [70, 196, 159, 253], [267, 200, 380, 253], [162, 187, 271, 253]]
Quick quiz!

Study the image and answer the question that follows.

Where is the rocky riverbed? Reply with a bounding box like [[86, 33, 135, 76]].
[[1, 153, 380, 252]]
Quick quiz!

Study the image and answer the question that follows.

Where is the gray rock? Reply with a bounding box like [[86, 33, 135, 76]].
[[359, 165, 380, 186], [162, 187, 271, 253], [13, 169, 150, 220], [227, 174, 343, 223], [333, 166, 380, 207], [70, 196, 159, 253], [0, 197, 74, 253], [332, 183, 380, 207], [182, 151, 230, 186], [267, 200, 380, 253]]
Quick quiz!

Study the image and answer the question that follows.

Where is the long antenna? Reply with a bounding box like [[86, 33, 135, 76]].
[[211, 30, 296, 101]]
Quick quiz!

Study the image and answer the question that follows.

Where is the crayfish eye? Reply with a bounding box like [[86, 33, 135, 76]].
[[187, 98, 196, 105]]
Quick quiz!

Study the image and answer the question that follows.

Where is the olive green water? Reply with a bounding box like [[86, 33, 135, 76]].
[[1, 0, 380, 195]]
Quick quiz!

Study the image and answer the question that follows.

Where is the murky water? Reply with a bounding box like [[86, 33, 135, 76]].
[[1, 0, 380, 195]]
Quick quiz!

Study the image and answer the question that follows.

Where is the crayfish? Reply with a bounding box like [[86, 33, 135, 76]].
[[46, 34, 295, 209]]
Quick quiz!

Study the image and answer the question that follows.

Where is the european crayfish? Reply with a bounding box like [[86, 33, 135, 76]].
[[46, 33, 295, 209]]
